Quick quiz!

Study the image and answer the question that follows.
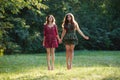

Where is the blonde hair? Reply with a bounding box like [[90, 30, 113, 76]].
[[62, 13, 77, 28], [44, 15, 56, 25]]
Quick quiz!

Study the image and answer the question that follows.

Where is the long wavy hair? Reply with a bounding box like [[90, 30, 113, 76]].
[[44, 15, 56, 25], [62, 13, 77, 28]]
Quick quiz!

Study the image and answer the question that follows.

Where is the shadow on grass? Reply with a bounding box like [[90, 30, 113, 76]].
[[0, 54, 46, 73], [102, 76, 120, 80], [31, 76, 50, 80], [14, 75, 49, 80]]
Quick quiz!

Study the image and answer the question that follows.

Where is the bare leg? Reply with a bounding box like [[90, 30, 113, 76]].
[[46, 48, 51, 70], [69, 45, 75, 69], [65, 45, 71, 70], [51, 48, 55, 70]]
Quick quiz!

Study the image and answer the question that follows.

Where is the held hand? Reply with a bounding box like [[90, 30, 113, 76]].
[[59, 39, 62, 44]]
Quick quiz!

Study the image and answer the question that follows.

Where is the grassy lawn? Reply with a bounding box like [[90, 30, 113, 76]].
[[0, 50, 120, 80]]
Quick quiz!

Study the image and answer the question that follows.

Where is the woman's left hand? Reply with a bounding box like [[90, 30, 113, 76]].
[[84, 36, 89, 40], [58, 39, 62, 44]]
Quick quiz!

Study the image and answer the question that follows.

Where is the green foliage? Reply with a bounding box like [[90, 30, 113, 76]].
[[109, 28, 120, 50], [0, 0, 47, 54], [0, 0, 120, 54], [4, 42, 22, 54]]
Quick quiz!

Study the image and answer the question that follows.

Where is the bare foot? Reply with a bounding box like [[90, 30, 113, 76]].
[[48, 66, 51, 70], [67, 65, 71, 70], [69, 65, 72, 70], [51, 66, 54, 70]]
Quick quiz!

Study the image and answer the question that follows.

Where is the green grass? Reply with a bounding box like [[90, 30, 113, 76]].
[[0, 50, 120, 80]]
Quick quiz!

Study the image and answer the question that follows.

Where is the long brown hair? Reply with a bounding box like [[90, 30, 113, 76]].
[[62, 13, 77, 28], [44, 15, 56, 25]]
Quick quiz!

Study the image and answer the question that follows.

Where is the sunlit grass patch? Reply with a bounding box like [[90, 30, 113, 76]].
[[0, 51, 120, 80]]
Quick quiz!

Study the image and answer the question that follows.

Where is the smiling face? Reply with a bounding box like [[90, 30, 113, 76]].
[[48, 15, 53, 22], [46, 15, 55, 24]]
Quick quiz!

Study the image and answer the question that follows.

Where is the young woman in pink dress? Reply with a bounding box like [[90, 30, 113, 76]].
[[43, 15, 60, 70]]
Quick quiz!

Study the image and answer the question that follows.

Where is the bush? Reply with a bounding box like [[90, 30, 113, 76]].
[[4, 42, 21, 54], [109, 28, 120, 50]]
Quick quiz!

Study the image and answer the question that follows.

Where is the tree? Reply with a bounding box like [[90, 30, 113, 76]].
[[0, 0, 47, 54]]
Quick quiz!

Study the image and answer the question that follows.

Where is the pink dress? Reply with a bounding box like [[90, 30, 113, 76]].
[[44, 24, 58, 48]]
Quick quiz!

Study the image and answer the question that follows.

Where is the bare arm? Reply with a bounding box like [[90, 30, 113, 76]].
[[56, 35, 60, 41], [61, 28, 66, 40], [55, 25, 61, 42], [43, 36, 45, 46], [76, 23, 89, 40]]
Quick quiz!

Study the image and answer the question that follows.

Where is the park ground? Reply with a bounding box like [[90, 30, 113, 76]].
[[0, 50, 120, 80]]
